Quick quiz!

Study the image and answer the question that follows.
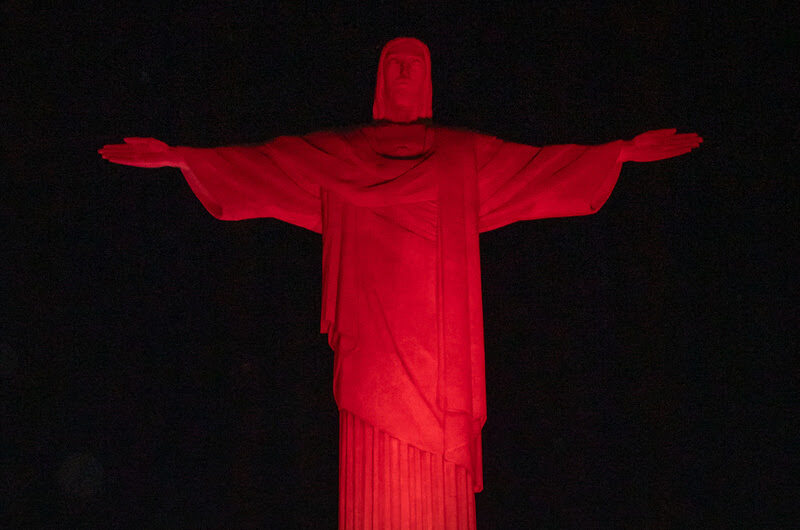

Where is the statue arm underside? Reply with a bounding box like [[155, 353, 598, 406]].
[[175, 141, 322, 232], [475, 135, 625, 232]]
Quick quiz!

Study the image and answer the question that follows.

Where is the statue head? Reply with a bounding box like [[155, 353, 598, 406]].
[[373, 37, 432, 123]]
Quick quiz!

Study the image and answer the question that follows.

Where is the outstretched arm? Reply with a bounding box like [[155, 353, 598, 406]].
[[99, 136, 322, 231], [618, 129, 702, 163], [476, 129, 702, 232]]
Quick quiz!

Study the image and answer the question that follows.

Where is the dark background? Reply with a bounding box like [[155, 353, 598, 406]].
[[3, 2, 796, 528]]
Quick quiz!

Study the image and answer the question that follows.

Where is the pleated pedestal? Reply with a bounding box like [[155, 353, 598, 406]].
[[339, 410, 477, 529]]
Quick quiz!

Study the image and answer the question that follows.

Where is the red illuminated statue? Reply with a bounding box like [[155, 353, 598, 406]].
[[101, 38, 701, 529]]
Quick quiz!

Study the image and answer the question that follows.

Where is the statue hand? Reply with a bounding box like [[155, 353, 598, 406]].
[[98, 137, 185, 168], [619, 129, 702, 163]]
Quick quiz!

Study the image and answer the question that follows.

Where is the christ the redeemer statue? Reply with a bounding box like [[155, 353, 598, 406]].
[[100, 37, 701, 529]]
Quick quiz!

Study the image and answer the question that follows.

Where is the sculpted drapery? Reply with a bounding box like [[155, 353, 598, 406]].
[[176, 123, 624, 491]]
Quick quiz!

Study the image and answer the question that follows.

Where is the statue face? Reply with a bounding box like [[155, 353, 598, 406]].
[[373, 37, 432, 122], [383, 52, 426, 109]]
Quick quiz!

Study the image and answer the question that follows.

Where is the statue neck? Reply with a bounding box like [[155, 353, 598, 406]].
[[367, 122, 433, 158]]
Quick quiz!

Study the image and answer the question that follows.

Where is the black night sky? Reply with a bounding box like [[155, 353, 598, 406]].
[[3, 3, 795, 528]]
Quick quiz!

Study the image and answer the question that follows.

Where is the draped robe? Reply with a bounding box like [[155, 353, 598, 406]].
[[175, 124, 623, 526]]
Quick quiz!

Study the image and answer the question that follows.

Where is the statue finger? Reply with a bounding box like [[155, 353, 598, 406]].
[[100, 154, 135, 163], [662, 134, 702, 146], [99, 145, 137, 153], [668, 140, 703, 151], [99, 148, 139, 158], [101, 152, 149, 161], [662, 139, 700, 150], [672, 133, 702, 142], [102, 156, 163, 167], [99, 144, 132, 152]]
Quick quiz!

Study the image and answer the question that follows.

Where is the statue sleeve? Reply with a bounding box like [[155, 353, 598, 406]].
[[475, 135, 625, 232], [174, 140, 322, 232]]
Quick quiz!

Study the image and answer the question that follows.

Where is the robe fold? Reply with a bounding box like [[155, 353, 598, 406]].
[[176, 125, 623, 514]]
